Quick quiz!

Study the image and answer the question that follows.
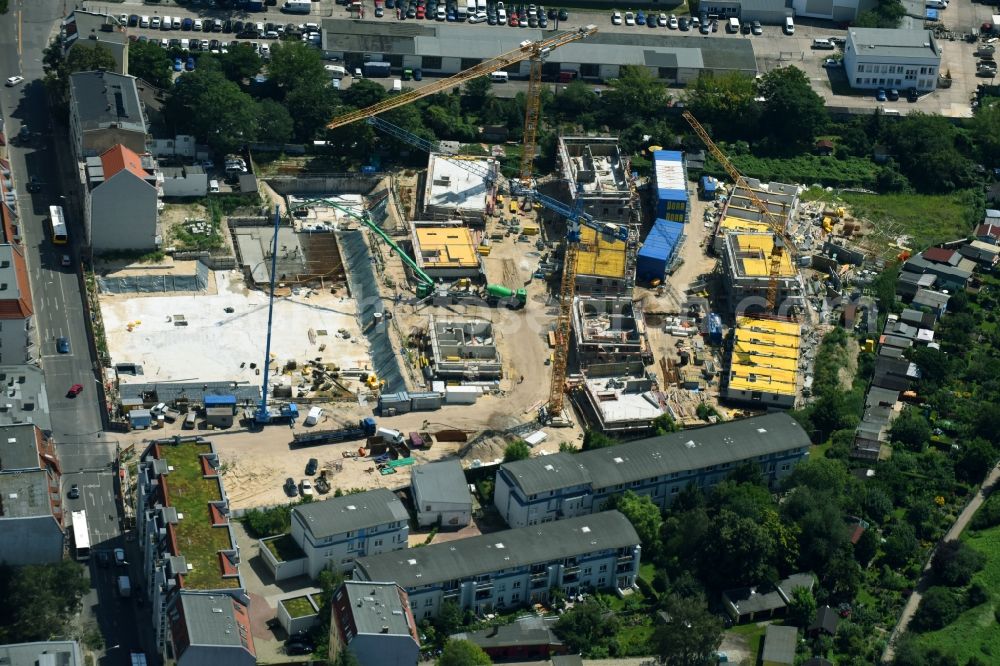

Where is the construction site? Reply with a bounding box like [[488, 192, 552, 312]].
[[93, 32, 894, 507]]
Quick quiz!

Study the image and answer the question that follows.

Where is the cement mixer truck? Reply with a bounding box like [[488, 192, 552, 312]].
[[485, 284, 527, 309]]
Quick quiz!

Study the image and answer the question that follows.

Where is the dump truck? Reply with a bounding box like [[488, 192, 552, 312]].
[[291, 418, 378, 448]]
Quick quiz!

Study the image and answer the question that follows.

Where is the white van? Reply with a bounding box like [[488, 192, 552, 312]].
[[925, 0, 948, 7], [159, 16, 171, 30], [784, 16, 795, 35], [466, 0, 477, 16], [476, 0, 487, 10], [304, 407, 323, 426], [490, 71, 509, 83], [209, 179, 220, 193], [392, 78, 403, 92], [812, 38, 836, 50], [727, 17, 740, 33], [172, 16, 182, 29], [140, 16, 150, 28], [325, 64, 347, 79]]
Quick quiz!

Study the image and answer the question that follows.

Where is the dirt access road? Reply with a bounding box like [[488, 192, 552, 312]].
[[883, 462, 1000, 661]]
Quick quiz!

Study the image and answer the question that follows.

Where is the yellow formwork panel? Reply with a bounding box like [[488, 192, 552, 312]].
[[719, 215, 772, 235], [728, 372, 797, 395], [734, 330, 801, 351], [735, 317, 801, 338], [733, 234, 797, 277], [727, 316, 801, 395], [576, 226, 626, 279], [415, 228, 479, 267]]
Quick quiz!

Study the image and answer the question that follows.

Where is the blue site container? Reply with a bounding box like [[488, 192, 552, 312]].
[[636, 219, 685, 282], [204, 394, 237, 407]]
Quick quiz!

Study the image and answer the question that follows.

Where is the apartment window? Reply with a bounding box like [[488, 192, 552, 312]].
[[513, 581, 521, 589], [424, 598, 434, 607], [671, 486, 679, 494], [512, 592, 521, 602], [780, 464, 790, 472], [599, 564, 608, 573], [583, 568, 592, 576], [424, 610, 432, 619], [374, 539, 382, 547], [410, 601, 417, 609], [599, 577, 606, 585]]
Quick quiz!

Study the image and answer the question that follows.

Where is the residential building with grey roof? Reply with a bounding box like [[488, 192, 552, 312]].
[[62, 11, 129, 74], [168, 592, 256, 666], [329, 581, 420, 666], [0, 424, 63, 565], [69, 71, 148, 161], [290, 488, 409, 577], [494, 413, 809, 528], [411, 459, 472, 528], [354, 511, 640, 620], [320, 20, 757, 85], [0, 641, 83, 666], [843, 28, 941, 93]]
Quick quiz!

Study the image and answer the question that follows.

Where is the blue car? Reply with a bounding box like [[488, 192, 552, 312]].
[[876, 87, 887, 102], [56, 337, 70, 354], [636, 11, 646, 25], [173, 58, 183, 72], [185, 57, 195, 71], [446, 10, 456, 20]]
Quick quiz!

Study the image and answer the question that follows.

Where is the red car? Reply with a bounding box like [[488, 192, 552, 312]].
[[509, 15, 519, 26], [67, 383, 84, 398], [416, 6, 425, 18]]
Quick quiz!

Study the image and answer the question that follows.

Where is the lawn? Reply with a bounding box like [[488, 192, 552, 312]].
[[916, 524, 1000, 661], [800, 188, 979, 250], [160, 442, 240, 590], [282, 595, 317, 619], [263, 534, 305, 562], [727, 622, 767, 660]]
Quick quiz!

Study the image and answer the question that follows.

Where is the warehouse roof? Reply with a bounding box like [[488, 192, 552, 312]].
[[576, 225, 626, 278], [321, 20, 757, 73], [293, 488, 408, 539], [411, 459, 471, 507], [355, 511, 639, 588], [846, 28, 939, 60], [499, 412, 809, 496]]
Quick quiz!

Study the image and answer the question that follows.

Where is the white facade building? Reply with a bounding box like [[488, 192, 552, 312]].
[[410, 459, 473, 528], [843, 28, 941, 92], [289, 488, 410, 578]]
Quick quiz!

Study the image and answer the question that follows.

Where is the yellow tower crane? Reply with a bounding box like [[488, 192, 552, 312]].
[[325, 26, 598, 131], [681, 111, 794, 315]]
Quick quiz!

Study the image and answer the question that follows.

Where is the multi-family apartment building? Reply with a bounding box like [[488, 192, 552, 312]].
[[354, 511, 641, 620], [329, 581, 421, 666], [134, 437, 252, 662], [0, 424, 63, 565], [494, 413, 810, 528]]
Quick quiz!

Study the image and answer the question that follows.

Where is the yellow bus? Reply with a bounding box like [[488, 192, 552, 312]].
[[48, 205, 68, 245]]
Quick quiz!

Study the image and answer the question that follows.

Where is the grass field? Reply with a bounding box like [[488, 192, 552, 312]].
[[800, 188, 979, 250], [916, 524, 1000, 661]]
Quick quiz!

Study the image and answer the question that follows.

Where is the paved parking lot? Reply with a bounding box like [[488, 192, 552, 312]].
[[82, 0, 991, 116]]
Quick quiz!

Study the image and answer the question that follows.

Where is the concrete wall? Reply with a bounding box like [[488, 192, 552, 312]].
[[258, 537, 309, 581], [416, 501, 472, 528], [80, 128, 148, 160], [90, 173, 158, 251], [150, 135, 198, 158], [265, 175, 384, 196], [161, 171, 208, 198], [278, 595, 319, 635]]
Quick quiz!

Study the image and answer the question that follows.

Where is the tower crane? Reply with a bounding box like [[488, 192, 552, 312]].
[[681, 111, 794, 315], [325, 26, 598, 132]]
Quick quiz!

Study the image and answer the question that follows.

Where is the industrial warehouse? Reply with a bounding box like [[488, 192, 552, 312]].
[[320, 19, 759, 84]]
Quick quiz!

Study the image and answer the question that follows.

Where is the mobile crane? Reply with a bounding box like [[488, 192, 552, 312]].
[[682, 111, 795, 315]]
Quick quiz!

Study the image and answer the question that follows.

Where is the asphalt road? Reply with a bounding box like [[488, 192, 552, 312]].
[[0, 3, 142, 663], [0, 0, 105, 452]]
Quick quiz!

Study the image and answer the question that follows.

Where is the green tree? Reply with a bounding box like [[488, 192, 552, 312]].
[[756, 66, 827, 149], [785, 456, 849, 493], [240, 504, 292, 537], [462, 76, 493, 111], [582, 429, 616, 450], [907, 346, 952, 394], [612, 490, 663, 550], [786, 586, 817, 628], [912, 586, 962, 632], [954, 437, 997, 484], [890, 407, 932, 451], [256, 98, 294, 143], [285, 84, 339, 141], [652, 413, 679, 435], [601, 65, 670, 128], [931, 540, 985, 587], [437, 639, 492, 665], [651, 594, 723, 666], [0, 561, 91, 643], [553, 600, 619, 655], [267, 41, 328, 95], [883, 522, 918, 568], [553, 80, 598, 119], [884, 114, 977, 193], [854, 526, 879, 565], [970, 102, 1000, 169], [684, 72, 761, 140], [699, 509, 777, 589], [503, 440, 531, 463], [432, 600, 466, 637], [43, 40, 118, 108], [855, 0, 906, 28], [128, 40, 173, 89], [166, 70, 260, 153], [219, 43, 263, 83], [333, 648, 361, 666]]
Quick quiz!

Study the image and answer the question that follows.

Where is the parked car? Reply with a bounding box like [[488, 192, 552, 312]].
[[299, 479, 314, 496], [558, 8, 568, 20], [635, 11, 646, 25], [173, 58, 183, 72], [876, 87, 887, 101], [285, 634, 314, 655], [668, 14, 678, 29], [128, 14, 139, 27], [751, 20, 762, 35], [679, 17, 689, 30], [186, 57, 195, 71], [68, 484, 80, 499], [887, 88, 900, 101], [823, 57, 841, 68], [182, 18, 194, 30], [26, 176, 41, 192], [57, 337, 70, 354], [67, 383, 84, 398], [305, 458, 319, 475], [699, 20, 710, 34], [114, 548, 127, 566], [284, 477, 297, 497], [624, 11, 635, 26], [907, 87, 919, 102], [5, 75, 24, 87], [61, 254, 72, 267]]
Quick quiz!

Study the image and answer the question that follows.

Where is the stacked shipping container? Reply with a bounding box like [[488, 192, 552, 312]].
[[653, 150, 688, 223], [636, 219, 685, 282]]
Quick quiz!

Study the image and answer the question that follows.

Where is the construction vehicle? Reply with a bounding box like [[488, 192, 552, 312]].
[[290, 417, 378, 448], [682, 111, 795, 315], [485, 283, 528, 308]]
